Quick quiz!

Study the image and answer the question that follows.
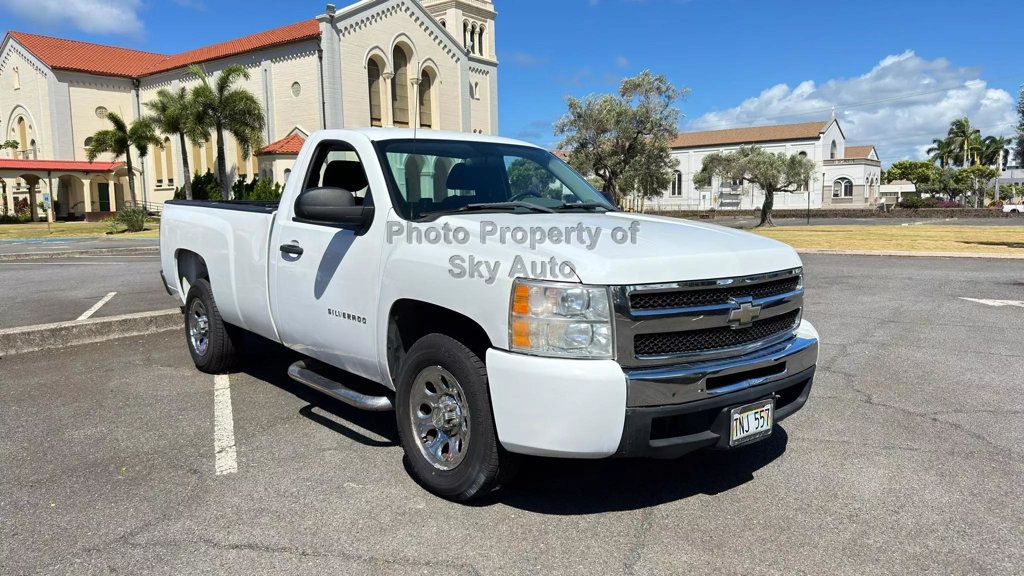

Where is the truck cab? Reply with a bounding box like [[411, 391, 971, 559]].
[[160, 128, 818, 501]]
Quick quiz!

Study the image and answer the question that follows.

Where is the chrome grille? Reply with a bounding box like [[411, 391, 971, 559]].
[[633, 310, 800, 356], [629, 276, 800, 310], [613, 268, 803, 368]]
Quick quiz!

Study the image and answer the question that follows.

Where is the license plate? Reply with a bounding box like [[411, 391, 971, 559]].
[[730, 400, 774, 446]]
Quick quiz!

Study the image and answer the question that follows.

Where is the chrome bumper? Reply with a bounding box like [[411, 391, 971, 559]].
[[623, 334, 818, 407]]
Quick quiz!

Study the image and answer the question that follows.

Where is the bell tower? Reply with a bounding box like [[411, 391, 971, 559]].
[[420, 0, 496, 60]]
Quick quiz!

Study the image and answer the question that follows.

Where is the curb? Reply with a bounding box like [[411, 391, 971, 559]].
[[0, 309, 181, 357], [796, 249, 1024, 260], [0, 246, 159, 261]]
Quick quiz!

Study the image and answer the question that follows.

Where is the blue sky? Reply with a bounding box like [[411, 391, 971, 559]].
[[1, 0, 1021, 163]]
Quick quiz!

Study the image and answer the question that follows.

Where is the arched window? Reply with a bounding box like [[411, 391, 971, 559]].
[[478, 26, 486, 56], [164, 138, 174, 184], [829, 140, 837, 160], [235, 139, 248, 180], [832, 177, 853, 198], [205, 137, 216, 176], [16, 117, 27, 152], [283, 168, 292, 183], [439, 18, 446, 29], [670, 170, 682, 196], [392, 47, 410, 128], [419, 70, 434, 129], [155, 140, 165, 184], [469, 23, 478, 54], [463, 21, 470, 50], [28, 139, 36, 159], [367, 58, 383, 127], [192, 141, 203, 174]]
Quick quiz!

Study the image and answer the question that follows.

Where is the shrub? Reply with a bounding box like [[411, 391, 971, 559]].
[[114, 206, 148, 232], [936, 200, 963, 208], [248, 178, 283, 202]]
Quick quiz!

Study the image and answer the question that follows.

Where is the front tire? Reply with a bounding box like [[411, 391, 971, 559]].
[[395, 334, 515, 501], [184, 278, 240, 373]]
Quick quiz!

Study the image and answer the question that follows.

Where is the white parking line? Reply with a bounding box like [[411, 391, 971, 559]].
[[959, 297, 1024, 308], [213, 374, 238, 475], [76, 292, 117, 321]]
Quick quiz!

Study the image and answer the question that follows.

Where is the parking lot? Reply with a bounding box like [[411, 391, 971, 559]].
[[2, 254, 1023, 575]]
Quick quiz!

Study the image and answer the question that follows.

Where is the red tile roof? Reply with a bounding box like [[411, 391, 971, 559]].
[[144, 20, 321, 76], [260, 133, 305, 156], [5, 19, 320, 79], [844, 145, 876, 159], [7, 32, 166, 78], [0, 159, 124, 172], [670, 120, 831, 149]]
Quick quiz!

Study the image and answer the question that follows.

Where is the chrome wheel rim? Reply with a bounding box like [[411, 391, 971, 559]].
[[409, 365, 470, 470], [188, 299, 210, 357]]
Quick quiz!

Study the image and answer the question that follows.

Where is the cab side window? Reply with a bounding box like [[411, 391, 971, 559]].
[[303, 142, 373, 206]]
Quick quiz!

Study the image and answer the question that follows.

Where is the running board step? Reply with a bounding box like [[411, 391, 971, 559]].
[[287, 360, 393, 412]]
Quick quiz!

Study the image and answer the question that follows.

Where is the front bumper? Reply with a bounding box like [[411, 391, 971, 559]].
[[486, 320, 818, 459], [613, 366, 814, 458]]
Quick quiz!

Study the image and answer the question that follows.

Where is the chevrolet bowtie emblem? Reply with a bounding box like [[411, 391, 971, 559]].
[[727, 299, 761, 328]]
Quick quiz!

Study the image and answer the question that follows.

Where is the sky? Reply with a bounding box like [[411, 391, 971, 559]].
[[1, 0, 1021, 165]]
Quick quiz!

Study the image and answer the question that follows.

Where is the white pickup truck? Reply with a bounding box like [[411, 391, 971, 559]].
[[160, 129, 818, 500]]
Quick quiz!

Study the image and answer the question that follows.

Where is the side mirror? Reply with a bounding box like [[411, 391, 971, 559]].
[[294, 187, 374, 231]]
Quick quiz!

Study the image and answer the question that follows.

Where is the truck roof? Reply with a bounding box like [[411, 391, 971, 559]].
[[318, 128, 542, 149]]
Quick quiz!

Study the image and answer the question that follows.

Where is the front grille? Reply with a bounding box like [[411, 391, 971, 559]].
[[633, 310, 800, 357], [630, 276, 800, 310]]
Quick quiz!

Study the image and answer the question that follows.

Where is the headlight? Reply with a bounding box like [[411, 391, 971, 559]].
[[509, 278, 614, 359]]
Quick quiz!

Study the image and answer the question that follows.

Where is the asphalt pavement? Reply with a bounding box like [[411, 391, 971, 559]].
[[0, 236, 159, 256], [0, 255, 178, 328], [706, 215, 1024, 228], [2, 255, 1023, 575]]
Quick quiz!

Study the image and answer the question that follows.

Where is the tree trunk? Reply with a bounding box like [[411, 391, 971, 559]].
[[757, 190, 775, 227], [125, 150, 138, 205], [179, 133, 193, 200], [216, 125, 229, 201], [602, 177, 618, 208]]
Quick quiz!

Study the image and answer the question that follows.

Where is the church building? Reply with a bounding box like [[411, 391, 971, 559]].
[[0, 0, 498, 221]]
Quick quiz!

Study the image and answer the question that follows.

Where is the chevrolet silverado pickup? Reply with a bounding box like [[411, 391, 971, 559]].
[[160, 128, 818, 501]]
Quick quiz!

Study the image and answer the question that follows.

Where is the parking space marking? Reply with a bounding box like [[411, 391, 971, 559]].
[[959, 297, 1024, 308], [213, 374, 238, 475], [76, 292, 117, 320]]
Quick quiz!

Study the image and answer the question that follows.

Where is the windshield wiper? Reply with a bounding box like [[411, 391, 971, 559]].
[[456, 201, 557, 214], [554, 202, 613, 212]]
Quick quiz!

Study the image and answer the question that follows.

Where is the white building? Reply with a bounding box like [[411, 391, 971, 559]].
[[0, 0, 498, 220], [650, 119, 882, 212]]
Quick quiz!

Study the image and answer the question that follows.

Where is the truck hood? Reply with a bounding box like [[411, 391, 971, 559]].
[[431, 211, 802, 285]]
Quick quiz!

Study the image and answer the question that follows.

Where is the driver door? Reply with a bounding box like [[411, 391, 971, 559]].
[[270, 138, 383, 382]]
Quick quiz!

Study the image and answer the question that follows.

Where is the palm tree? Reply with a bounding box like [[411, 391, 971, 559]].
[[979, 135, 1012, 168], [145, 87, 204, 200], [946, 117, 982, 167], [86, 112, 162, 205], [189, 64, 266, 200], [926, 138, 955, 167]]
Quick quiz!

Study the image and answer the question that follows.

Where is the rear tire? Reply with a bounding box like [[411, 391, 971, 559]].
[[395, 333, 516, 501], [184, 278, 241, 373]]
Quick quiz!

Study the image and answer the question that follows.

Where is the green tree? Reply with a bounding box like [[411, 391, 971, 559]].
[[2, 139, 18, 151], [979, 135, 1012, 168], [145, 87, 204, 200], [926, 138, 956, 168], [955, 164, 999, 207], [916, 166, 964, 201], [947, 117, 982, 167], [883, 160, 938, 189], [190, 64, 266, 201], [554, 70, 686, 206], [693, 145, 815, 227], [86, 112, 162, 205]]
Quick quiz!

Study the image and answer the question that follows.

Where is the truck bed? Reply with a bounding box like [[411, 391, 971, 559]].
[[165, 199, 279, 214]]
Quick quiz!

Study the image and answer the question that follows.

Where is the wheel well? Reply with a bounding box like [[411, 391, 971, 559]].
[[176, 250, 209, 295], [387, 300, 493, 383]]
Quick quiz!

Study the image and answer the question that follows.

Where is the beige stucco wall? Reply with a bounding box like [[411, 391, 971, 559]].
[[65, 75, 135, 162], [271, 48, 322, 137], [0, 43, 52, 160], [337, 1, 468, 132]]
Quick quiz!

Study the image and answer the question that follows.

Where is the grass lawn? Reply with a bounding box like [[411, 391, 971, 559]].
[[0, 221, 159, 240], [753, 224, 1024, 255]]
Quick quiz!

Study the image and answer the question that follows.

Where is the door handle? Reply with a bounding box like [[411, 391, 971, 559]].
[[280, 243, 303, 256]]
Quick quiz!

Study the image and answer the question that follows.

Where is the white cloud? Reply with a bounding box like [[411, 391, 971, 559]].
[[688, 51, 1017, 164], [615, 55, 630, 68], [1, 0, 145, 37]]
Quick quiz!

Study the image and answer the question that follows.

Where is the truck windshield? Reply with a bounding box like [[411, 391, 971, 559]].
[[375, 139, 616, 220]]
